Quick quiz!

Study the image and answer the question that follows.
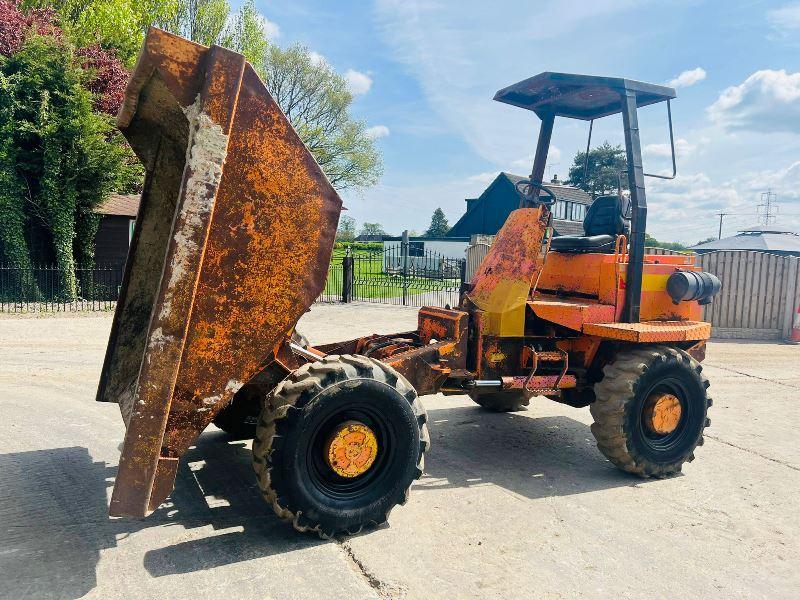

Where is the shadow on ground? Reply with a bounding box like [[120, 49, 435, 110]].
[[0, 402, 651, 599], [418, 402, 657, 499], [0, 435, 322, 600]]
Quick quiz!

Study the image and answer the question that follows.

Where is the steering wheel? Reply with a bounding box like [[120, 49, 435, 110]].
[[514, 179, 558, 207]]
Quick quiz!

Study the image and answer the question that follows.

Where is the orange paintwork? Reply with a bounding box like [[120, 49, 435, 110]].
[[536, 252, 607, 297], [528, 297, 615, 332], [325, 421, 379, 478], [582, 320, 711, 342], [532, 250, 705, 338], [643, 393, 682, 435], [556, 336, 602, 369]]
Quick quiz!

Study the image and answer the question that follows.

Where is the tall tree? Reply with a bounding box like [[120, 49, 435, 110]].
[[424, 208, 449, 237], [27, 0, 382, 192], [336, 214, 356, 242], [567, 141, 627, 197], [359, 222, 386, 238], [262, 44, 382, 192], [22, 0, 270, 68], [0, 32, 139, 297]]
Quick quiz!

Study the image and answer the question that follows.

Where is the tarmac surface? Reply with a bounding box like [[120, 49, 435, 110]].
[[1, 303, 798, 599]]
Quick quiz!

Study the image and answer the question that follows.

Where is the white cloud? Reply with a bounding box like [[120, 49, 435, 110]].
[[466, 172, 498, 185], [767, 3, 800, 38], [643, 137, 706, 158], [308, 51, 327, 66], [256, 14, 280, 39], [508, 146, 562, 173], [707, 69, 800, 133], [344, 69, 373, 95], [644, 161, 800, 242], [739, 160, 800, 199], [373, 0, 653, 167], [667, 67, 706, 88], [365, 125, 390, 140], [645, 172, 746, 242]]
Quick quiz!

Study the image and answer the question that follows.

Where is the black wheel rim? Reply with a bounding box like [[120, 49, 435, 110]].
[[637, 376, 693, 453], [306, 402, 396, 501]]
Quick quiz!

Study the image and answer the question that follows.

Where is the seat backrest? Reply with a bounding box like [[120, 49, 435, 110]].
[[583, 195, 628, 237]]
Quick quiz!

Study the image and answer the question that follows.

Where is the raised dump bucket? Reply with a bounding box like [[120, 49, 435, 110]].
[[96, 28, 342, 517]]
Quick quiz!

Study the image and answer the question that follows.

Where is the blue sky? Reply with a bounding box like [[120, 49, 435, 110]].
[[251, 0, 800, 243]]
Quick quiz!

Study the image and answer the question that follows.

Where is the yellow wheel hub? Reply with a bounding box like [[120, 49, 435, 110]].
[[644, 393, 682, 435], [325, 421, 378, 478]]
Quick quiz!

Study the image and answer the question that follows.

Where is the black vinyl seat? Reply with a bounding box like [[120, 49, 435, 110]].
[[550, 195, 629, 253]]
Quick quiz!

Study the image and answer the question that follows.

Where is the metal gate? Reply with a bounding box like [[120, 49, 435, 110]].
[[341, 243, 465, 307]]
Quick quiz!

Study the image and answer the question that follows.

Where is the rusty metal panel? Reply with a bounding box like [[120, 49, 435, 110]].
[[500, 375, 577, 392], [385, 342, 455, 396], [97, 28, 342, 518], [528, 297, 616, 332], [466, 207, 549, 336], [582, 320, 711, 342]]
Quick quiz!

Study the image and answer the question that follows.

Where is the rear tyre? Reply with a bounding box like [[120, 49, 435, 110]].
[[469, 391, 530, 412], [590, 345, 710, 477], [252, 355, 429, 538]]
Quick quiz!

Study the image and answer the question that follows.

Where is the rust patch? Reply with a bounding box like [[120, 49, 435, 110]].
[[102, 29, 342, 518]]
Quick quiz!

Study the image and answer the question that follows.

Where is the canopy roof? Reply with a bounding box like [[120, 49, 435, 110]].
[[494, 72, 676, 121]]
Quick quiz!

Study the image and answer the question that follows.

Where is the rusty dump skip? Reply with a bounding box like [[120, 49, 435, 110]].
[[96, 28, 342, 517]]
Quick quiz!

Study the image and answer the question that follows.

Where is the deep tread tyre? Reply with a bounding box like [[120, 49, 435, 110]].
[[590, 345, 710, 477], [252, 355, 429, 538], [469, 391, 530, 412]]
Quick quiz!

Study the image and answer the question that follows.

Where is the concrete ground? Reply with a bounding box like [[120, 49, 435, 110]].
[[1, 303, 798, 599]]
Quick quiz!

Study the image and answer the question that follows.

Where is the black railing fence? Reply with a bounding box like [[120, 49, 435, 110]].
[[2, 243, 467, 313], [317, 243, 466, 307], [0, 263, 124, 312]]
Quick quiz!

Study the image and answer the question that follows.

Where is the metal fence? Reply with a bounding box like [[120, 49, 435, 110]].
[[463, 239, 800, 341], [0, 263, 124, 313], [318, 244, 465, 307], [3, 244, 467, 313], [465, 242, 491, 281], [699, 250, 800, 340]]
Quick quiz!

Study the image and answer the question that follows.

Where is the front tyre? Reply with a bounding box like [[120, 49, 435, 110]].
[[252, 355, 429, 538], [590, 346, 710, 477]]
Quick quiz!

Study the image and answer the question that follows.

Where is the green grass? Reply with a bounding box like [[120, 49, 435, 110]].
[[322, 249, 461, 300]]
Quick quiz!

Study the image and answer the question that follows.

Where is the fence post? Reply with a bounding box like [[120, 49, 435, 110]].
[[401, 230, 409, 306], [341, 247, 353, 303], [781, 255, 799, 341]]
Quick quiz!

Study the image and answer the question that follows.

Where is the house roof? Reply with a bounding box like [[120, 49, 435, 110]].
[[501, 173, 593, 205], [692, 226, 800, 254], [448, 172, 593, 238], [552, 220, 584, 236], [95, 194, 140, 217]]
